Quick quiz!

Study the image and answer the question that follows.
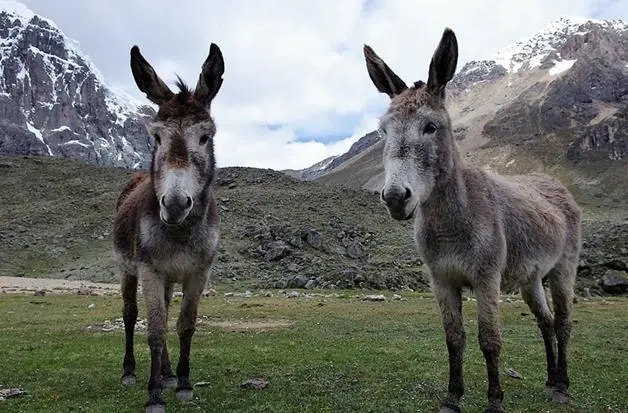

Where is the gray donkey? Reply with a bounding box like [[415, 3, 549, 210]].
[[113, 43, 224, 413], [363, 28, 581, 413]]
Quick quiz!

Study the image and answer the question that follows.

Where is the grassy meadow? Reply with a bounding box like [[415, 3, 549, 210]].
[[1, 291, 627, 413]]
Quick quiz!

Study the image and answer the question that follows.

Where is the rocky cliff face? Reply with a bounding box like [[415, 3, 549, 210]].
[[0, 2, 154, 168], [308, 17, 628, 203]]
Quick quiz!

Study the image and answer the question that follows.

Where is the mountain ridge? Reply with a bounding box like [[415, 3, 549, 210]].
[[0, 0, 154, 167]]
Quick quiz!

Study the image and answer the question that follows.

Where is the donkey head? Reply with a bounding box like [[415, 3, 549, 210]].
[[131, 44, 224, 226], [364, 28, 458, 220]]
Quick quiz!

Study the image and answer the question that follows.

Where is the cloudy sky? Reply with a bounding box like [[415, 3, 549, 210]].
[[18, 0, 628, 169]]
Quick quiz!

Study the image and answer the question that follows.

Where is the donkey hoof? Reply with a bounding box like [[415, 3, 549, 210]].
[[439, 401, 461, 413], [162, 376, 178, 389], [175, 389, 194, 402], [145, 404, 166, 413], [121, 374, 136, 386], [552, 390, 569, 404]]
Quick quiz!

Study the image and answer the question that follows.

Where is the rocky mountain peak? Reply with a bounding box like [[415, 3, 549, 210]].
[[0, 0, 154, 167], [452, 17, 628, 91]]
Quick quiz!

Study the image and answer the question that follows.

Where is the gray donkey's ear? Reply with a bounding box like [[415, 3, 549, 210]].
[[193, 43, 225, 108], [426, 28, 458, 98], [130, 45, 174, 105], [363, 44, 408, 98]]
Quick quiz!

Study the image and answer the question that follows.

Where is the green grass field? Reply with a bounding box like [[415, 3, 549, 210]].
[[1, 291, 627, 413]]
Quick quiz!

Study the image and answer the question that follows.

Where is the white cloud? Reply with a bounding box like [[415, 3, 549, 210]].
[[19, 0, 628, 169]]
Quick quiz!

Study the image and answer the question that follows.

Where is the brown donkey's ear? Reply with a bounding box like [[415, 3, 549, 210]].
[[426, 28, 458, 99], [193, 43, 225, 108], [130, 46, 174, 105], [363, 44, 408, 98]]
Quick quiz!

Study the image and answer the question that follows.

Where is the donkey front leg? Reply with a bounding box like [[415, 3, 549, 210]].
[[121, 270, 138, 386], [434, 283, 466, 413], [161, 282, 178, 390], [175, 274, 207, 402], [140, 268, 168, 412], [475, 282, 504, 413]]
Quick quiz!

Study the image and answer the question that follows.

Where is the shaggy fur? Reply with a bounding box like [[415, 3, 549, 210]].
[[114, 43, 224, 413], [364, 28, 581, 413]]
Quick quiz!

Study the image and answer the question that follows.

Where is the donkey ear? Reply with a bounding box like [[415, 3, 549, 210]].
[[426, 28, 458, 98], [193, 43, 225, 108], [363, 44, 408, 98], [130, 45, 174, 105]]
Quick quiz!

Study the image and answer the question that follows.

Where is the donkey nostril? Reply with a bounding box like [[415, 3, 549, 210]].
[[185, 196, 193, 209], [380, 189, 386, 202], [160, 195, 167, 207], [404, 188, 412, 201]]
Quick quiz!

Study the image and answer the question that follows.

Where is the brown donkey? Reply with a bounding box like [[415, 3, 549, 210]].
[[364, 29, 581, 413], [114, 43, 224, 413]]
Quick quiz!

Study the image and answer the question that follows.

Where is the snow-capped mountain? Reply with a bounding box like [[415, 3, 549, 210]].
[[0, 1, 154, 168], [453, 17, 628, 87], [308, 17, 628, 203]]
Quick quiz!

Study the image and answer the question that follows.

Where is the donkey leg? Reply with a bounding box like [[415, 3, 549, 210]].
[[434, 283, 465, 413], [121, 270, 138, 386], [175, 275, 207, 402], [475, 282, 504, 413], [161, 282, 177, 389], [520, 277, 558, 392], [140, 269, 167, 412], [548, 264, 576, 404]]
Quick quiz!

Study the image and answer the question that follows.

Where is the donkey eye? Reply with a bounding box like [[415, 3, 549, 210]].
[[153, 134, 161, 145], [423, 123, 437, 135], [199, 134, 210, 145]]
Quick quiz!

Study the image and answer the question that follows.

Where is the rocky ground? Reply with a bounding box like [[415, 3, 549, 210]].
[[0, 156, 626, 298]]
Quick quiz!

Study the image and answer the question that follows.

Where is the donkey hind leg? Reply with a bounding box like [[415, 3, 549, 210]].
[[121, 270, 138, 386], [475, 281, 504, 413], [140, 270, 168, 412], [547, 262, 576, 404], [161, 282, 178, 390], [434, 284, 466, 413], [175, 274, 208, 402], [520, 277, 558, 393]]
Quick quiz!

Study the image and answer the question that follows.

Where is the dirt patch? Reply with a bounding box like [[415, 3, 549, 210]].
[[0, 276, 120, 296], [88, 317, 295, 333], [198, 318, 295, 332]]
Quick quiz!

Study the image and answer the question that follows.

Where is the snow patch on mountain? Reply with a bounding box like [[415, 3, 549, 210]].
[[549, 59, 577, 76], [484, 17, 627, 74]]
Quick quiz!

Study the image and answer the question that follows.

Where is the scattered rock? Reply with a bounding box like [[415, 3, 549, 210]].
[[600, 270, 628, 294], [224, 292, 235, 297], [264, 242, 290, 262], [294, 275, 309, 288], [346, 241, 366, 260], [362, 294, 386, 302], [34, 289, 45, 297], [0, 388, 25, 400], [304, 279, 317, 290], [391, 294, 402, 301], [244, 290, 253, 298], [88, 303, 95, 309], [194, 381, 211, 388], [287, 291, 300, 298], [77, 287, 92, 296], [241, 378, 269, 390], [173, 291, 184, 298], [305, 229, 323, 249], [203, 288, 217, 297], [505, 368, 524, 380]]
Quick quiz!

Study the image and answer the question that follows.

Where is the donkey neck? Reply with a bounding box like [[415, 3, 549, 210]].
[[421, 140, 470, 221]]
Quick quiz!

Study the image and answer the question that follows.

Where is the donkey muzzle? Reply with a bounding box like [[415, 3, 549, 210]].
[[381, 186, 414, 221], [159, 193, 193, 225]]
